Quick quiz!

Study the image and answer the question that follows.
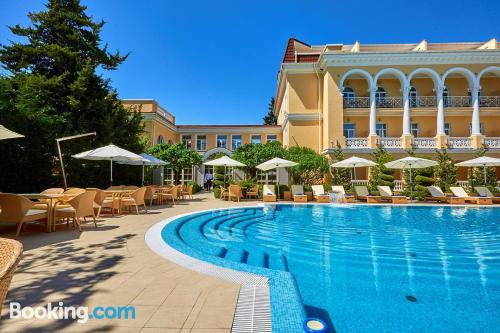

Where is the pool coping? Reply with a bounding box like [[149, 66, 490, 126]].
[[145, 205, 307, 333]]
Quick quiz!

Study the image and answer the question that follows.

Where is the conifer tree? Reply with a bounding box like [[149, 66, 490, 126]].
[[263, 97, 277, 125]]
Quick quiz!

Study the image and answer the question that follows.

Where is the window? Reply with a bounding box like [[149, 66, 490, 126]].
[[257, 170, 277, 184], [410, 123, 419, 137], [217, 135, 227, 148], [231, 135, 242, 150], [375, 87, 386, 107], [182, 167, 193, 183], [469, 123, 485, 135], [444, 123, 451, 136], [266, 135, 277, 142], [164, 168, 174, 185], [376, 123, 387, 137], [409, 86, 418, 108], [251, 135, 262, 144], [443, 87, 450, 107], [196, 135, 207, 151], [181, 135, 192, 149], [157, 135, 164, 144], [343, 87, 356, 107], [343, 123, 356, 138]]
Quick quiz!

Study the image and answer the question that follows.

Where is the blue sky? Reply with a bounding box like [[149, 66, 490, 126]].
[[0, 0, 499, 124]]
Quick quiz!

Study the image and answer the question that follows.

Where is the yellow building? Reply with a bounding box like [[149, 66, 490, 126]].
[[275, 38, 500, 180], [122, 99, 282, 184]]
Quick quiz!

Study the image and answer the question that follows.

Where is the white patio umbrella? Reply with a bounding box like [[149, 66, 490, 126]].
[[73, 144, 143, 183], [0, 125, 24, 140], [456, 156, 500, 185], [385, 157, 438, 200], [256, 157, 298, 199], [204, 156, 246, 188], [118, 153, 168, 185], [330, 156, 377, 181]]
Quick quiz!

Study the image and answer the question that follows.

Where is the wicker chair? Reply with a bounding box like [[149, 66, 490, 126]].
[[120, 187, 147, 214], [144, 186, 159, 206], [0, 194, 49, 238], [54, 191, 97, 231], [0, 238, 22, 313], [87, 189, 115, 217], [228, 185, 242, 202]]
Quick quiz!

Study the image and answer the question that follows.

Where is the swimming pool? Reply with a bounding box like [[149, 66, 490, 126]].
[[158, 204, 500, 332]]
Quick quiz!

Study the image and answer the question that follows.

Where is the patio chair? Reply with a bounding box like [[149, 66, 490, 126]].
[[331, 186, 354, 203], [144, 186, 159, 206], [220, 186, 229, 200], [377, 186, 408, 204], [87, 189, 115, 216], [0, 238, 23, 313], [41, 188, 64, 194], [473, 186, 499, 204], [181, 185, 193, 199], [262, 185, 276, 202], [54, 191, 96, 231], [291, 185, 307, 203], [311, 185, 330, 202], [426, 186, 463, 204], [228, 185, 243, 202], [120, 187, 148, 214], [0, 194, 49, 238], [449, 187, 492, 205], [246, 185, 259, 199], [159, 186, 177, 205]]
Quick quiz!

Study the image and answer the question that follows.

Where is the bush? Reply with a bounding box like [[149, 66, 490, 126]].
[[368, 145, 394, 191], [187, 182, 202, 194], [277, 185, 289, 199], [213, 187, 221, 199]]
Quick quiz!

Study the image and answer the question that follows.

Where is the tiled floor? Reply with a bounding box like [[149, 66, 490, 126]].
[[0, 193, 255, 332]]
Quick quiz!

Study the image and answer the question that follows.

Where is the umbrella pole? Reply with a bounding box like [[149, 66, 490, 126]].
[[483, 165, 487, 185], [110, 159, 113, 184], [142, 164, 145, 186], [277, 167, 280, 201], [409, 167, 412, 201]]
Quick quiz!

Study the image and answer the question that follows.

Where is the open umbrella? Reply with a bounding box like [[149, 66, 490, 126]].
[[331, 156, 377, 181], [204, 156, 246, 188], [118, 153, 168, 185], [385, 157, 438, 200], [456, 156, 500, 185], [0, 125, 24, 140], [73, 144, 143, 183], [256, 157, 298, 199]]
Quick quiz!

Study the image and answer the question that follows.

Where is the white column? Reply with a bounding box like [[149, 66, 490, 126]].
[[402, 84, 411, 135], [436, 84, 445, 135], [471, 84, 481, 136], [369, 86, 377, 136]]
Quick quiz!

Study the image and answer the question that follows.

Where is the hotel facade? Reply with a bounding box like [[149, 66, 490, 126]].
[[126, 38, 500, 184]]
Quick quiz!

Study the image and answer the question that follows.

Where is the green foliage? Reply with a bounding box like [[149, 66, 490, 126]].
[[0, 0, 144, 191], [213, 187, 221, 199], [286, 146, 329, 185], [277, 185, 290, 199], [262, 97, 277, 125], [467, 147, 497, 188], [231, 141, 286, 178], [433, 149, 457, 191], [238, 178, 256, 188], [147, 143, 202, 184], [403, 150, 435, 201], [368, 145, 395, 191], [187, 182, 202, 194], [329, 143, 352, 190]]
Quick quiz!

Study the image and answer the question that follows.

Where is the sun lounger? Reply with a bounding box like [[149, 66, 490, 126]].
[[355, 186, 381, 203], [473, 186, 499, 204], [331, 186, 354, 203], [426, 186, 464, 204], [291, 185, 307, 203], [449, 187, 492, 205], [262, 185, 276, 202], [377, 186, 408, 204], [311, 185, 330, 203]]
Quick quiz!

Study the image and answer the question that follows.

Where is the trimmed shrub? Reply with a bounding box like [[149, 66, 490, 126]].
[[213, 187, 221, 199]]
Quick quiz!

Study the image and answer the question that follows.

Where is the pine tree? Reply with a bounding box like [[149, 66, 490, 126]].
[[263, 97, 277, 125], [368, 144, 395, 191], [330, 143, 352, 190], [433, 149, 457, 192], [0, 0, 144, 191], [403, 150, 435, 200]]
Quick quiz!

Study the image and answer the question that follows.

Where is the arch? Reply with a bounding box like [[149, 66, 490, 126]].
[[202, 147, 231, 161], [339, 69, 374, 90], [157, 135, 164, 144], [373, 68, 407, 87], [477, 66, 500, 84], [407, 68, 442, 88], [442, 67, 476, 90]]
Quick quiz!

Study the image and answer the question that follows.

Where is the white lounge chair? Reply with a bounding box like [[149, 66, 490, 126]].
[[427, 186, 463, 204], [291, 185, 307, 202], [473, 186, 499, 204], [450, 187, 492, 205], [377, 186, 408, 204], [311, 185, 330, 202], [354, 186, 379, 202], [262, 185, 276, 202], [331, 186, 354, 203]]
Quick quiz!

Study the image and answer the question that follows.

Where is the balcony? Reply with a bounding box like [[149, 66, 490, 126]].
[[413, 137, 436, 149], [345, 137, 368, 149], [344, 96, 500, 109], [376, 97, 403, 108], [444, 96, 471, 108], [484, 137, 500, 149], [447, 137, 472, 149], [379, 137, 402, 148], [409, 96, 437, 108], [479, 96, 500, 108], [343, 97, 369, 108]]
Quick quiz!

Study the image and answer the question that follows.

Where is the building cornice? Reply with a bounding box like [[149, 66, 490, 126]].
[[177, 126, 282, 135], [141, 112, 178, 132], [281, 112, 321, 129]]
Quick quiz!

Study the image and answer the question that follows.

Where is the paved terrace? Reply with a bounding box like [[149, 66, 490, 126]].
[[0, 193, 255, 333]]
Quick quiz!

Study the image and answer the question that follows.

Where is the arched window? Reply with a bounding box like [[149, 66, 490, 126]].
[[409, 86, 418, 107], [375, 87, 386, 107], [157, 135, 164, 144], [443, 87, 450, 107], [342, 87, 355, 107]]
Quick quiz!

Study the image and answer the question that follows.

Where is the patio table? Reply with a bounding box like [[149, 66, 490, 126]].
[[20, 193, 66, 232], [104, 190, 134, 213]]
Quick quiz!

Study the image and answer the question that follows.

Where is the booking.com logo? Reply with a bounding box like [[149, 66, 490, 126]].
[[10, 302, 136, 323]]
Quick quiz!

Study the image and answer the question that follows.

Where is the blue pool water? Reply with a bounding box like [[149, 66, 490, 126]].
[[161, 205, 500, 332]]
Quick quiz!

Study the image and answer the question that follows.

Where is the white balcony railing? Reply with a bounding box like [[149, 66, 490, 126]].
[[394, 180, 404, 192], [484, 137, 500, 149], [479, 96, 500, 107], [410, 96, 437, 108], [351, 180, 369, 187], [444, 96, 471, 108], [448, 137, 472, 149], [345, 137, 368, 148], [343, 97, 370, 108], [413, 137, 436, 149], [376, 97, 403, 108], [379, 137, 402, 148]]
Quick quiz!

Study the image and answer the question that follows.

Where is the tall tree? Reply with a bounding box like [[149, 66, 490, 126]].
[[286, 146, 329, 185], [0, 0, 144, 191], [147, 143, 202, 184], [433, 149, 457, 191], [262, 97, 277, 125], [368, 144, 395, 191], [329, 143, 352, 190], [467, 147, 497, 188]]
